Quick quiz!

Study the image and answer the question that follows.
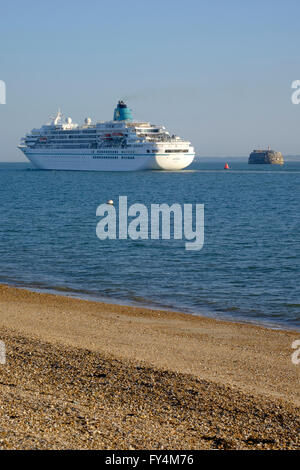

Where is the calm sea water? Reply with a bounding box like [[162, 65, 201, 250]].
[[0, 161, 299, 330]]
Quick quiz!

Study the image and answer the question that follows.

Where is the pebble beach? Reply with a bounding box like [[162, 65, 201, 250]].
[[0, 284, 299, 450]]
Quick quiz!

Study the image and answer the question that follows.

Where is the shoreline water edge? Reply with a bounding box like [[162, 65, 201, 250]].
[[1, 280, 299, 334]]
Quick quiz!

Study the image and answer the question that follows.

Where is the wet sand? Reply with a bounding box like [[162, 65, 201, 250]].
[[0, 284, 299, 449]]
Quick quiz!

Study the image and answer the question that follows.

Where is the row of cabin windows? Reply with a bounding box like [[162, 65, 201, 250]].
[[165, 149, 188, 153], [35, 145, 91, 149], [93, 156, 118, 159], [92, 156, 135, 160]]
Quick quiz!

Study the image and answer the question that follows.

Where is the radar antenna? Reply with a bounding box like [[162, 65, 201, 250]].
[[51, 108, 64, 125]]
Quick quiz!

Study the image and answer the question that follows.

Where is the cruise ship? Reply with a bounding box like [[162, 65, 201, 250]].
[[19, 101, 195, 171]]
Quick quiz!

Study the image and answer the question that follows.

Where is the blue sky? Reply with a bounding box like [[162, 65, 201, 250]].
[[1, 0, 300, 160]]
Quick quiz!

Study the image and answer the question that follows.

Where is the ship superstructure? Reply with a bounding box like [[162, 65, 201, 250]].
[[19, 101, 195, 171]]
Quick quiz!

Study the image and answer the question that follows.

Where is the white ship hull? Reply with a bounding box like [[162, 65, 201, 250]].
[[21, 148, 195, 171]]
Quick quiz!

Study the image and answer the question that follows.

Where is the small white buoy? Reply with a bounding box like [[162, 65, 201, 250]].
[[106, 199, 114, 205]]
